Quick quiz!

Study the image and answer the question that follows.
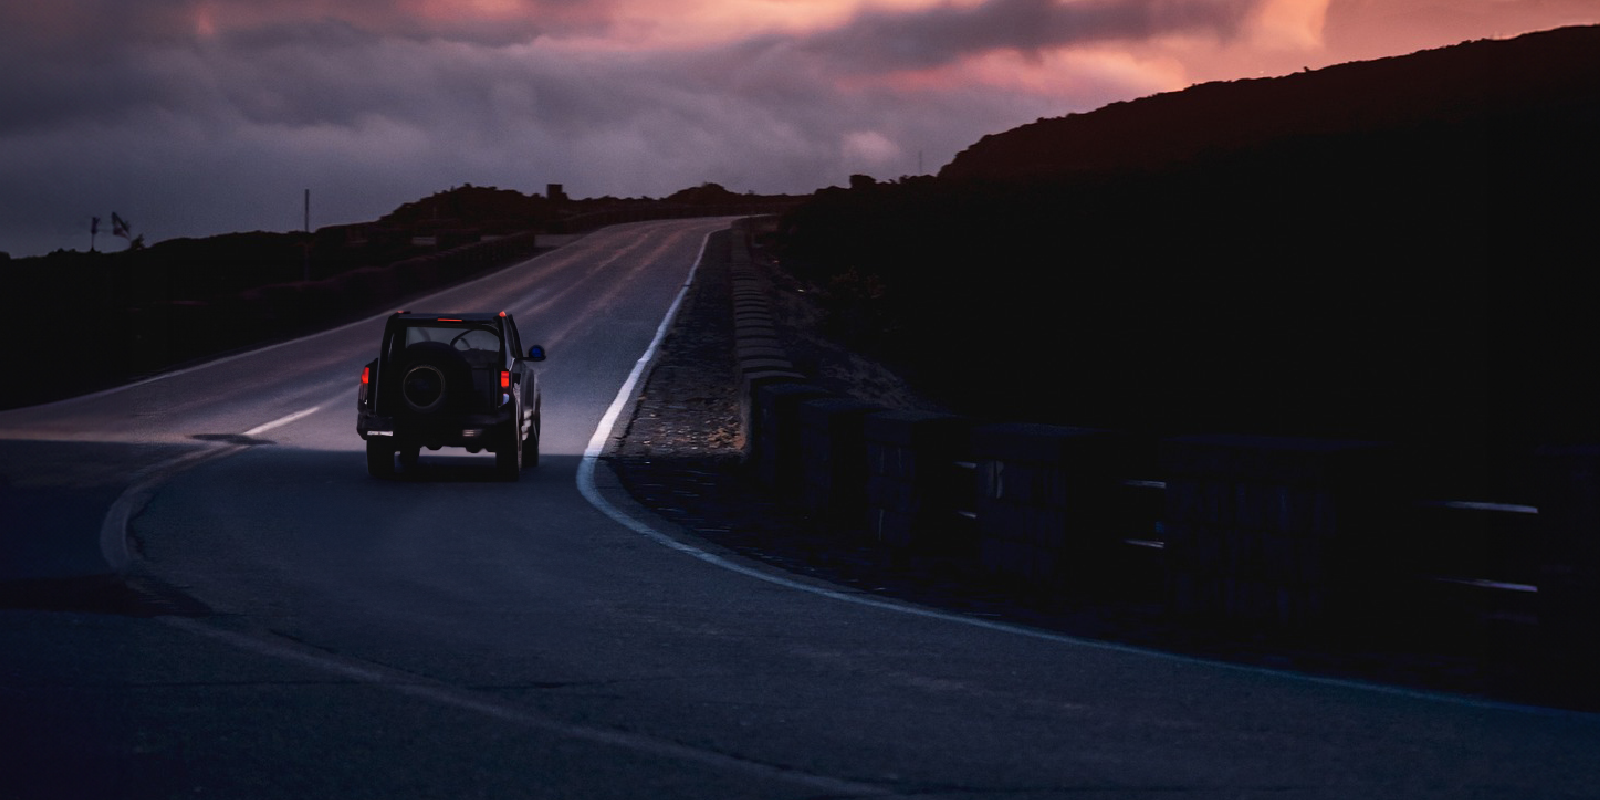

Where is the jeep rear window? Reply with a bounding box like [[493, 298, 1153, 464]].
[[400, 324, 502, 355]]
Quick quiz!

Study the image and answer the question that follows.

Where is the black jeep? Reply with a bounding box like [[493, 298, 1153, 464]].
[[357, 311, 545, 480]]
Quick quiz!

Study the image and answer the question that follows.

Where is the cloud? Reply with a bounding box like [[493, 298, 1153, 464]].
[[1322, 0, 1600, 61], [1250, 0, 1331, 50], [0, 0, 1594, 257], [799, 0, 1257, 73], [1, 0, 611, 49]]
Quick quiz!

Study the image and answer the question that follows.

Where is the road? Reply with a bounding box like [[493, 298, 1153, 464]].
[[3, 218, 1599, 799]]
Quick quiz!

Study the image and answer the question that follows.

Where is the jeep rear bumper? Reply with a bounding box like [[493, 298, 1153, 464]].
[[358, 410, 517, 452]]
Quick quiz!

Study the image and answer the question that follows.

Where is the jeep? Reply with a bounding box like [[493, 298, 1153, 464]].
[[357, 311, 545, 480]]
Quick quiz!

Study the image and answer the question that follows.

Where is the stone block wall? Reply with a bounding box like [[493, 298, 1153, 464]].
[[863, 411, 976, 552], [798, 397, 885, 533]]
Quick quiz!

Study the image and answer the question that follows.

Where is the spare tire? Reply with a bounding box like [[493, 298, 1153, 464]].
[[398, 341, 471, 416]]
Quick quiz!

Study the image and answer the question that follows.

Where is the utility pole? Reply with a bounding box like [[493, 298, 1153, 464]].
[[302, 189, 311, 282]]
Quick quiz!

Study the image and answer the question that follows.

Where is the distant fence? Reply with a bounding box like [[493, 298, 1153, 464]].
[[725, 221, 1600, 709]]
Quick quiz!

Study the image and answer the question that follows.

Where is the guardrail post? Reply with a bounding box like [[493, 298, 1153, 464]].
[[864, 411, 977, 554], [1534, 444, 1600, 709], [971, 423, 1137, 595], [751, 382, 832, 498], [1160, 435, 1401, 633], [798, 398, 885, 534]]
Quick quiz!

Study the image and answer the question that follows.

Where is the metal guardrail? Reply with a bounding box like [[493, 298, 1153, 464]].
[[1411, 499, 1541, 595], [941, 462, 1543, 602]]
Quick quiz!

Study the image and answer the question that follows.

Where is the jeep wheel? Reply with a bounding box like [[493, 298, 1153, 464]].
[[495, 425, 522, 481], [366, 439, 397, 479], [523, 416, 540, 470]]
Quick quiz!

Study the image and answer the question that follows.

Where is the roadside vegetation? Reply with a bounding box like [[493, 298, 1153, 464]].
[[1, 184, 792, 409]]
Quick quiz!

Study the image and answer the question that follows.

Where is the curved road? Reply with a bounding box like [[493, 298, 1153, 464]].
[[3, 219, 1599, 799]]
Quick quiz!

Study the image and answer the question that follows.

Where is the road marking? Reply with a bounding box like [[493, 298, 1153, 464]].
[[163, 618, 891, 797], [243, 405, 325, 437], [100, 445, 249, 572], [100, 401, 333, 572], [574, 229, 1594, 720]]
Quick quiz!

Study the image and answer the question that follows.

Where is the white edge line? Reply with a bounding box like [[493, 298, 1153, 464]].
[[101, 404, 330, 571], [101, 445, 247, 572], [574, 229, 1595, 721], [244, 405, 325, 437]]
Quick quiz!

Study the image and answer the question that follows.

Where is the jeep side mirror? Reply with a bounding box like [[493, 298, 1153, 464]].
[[527, 345, 546, 362]]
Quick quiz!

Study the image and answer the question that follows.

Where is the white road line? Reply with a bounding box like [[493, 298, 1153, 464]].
[[101, 446, 248, 571], [101, 403, 328, 569], [573, 229, 1592, 720], [160, 617, 891, 796], [244, 405, 325, 437]]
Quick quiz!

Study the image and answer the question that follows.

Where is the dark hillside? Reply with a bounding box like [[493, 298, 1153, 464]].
[[941, 25, 1600, 180], [377, 185, 559, 236], [775, 26, 1600, 490]]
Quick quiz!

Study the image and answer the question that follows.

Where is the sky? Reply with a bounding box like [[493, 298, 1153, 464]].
[[2, 0, 1596, 258]]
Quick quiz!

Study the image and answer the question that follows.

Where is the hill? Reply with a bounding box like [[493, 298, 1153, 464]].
[[773, 26, 1600, 489], [941, 25, 1600, 180]]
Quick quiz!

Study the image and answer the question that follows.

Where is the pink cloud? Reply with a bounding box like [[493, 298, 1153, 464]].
[[1, 0, 1596, 257]]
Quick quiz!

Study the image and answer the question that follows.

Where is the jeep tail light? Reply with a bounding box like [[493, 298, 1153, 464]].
[[500, 369, 511, 389], [361, 365, 370, 385]]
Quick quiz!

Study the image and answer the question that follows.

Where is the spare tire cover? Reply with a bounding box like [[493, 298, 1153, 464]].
[[398, 341, 471, 415]]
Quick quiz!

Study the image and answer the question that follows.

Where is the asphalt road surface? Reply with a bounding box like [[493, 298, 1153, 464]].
[[3, 219, 1600, 799]]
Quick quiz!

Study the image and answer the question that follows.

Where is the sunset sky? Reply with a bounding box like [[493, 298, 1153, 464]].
[[2, 0, 1595, 257]]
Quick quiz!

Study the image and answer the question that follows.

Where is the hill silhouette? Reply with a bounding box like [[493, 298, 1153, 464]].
[[941, 25, 1600, 181], [774, 26, 1600, 494]]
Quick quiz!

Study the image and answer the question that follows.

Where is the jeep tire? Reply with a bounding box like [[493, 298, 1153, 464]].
[[495, 422, 522, 481], [523, 414, 540, 470], [366, 439, 397, 479]]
